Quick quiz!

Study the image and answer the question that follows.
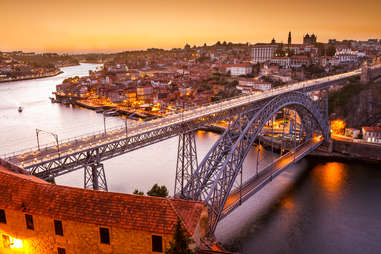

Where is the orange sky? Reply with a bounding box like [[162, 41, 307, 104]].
[[1, 0, 380, 53]]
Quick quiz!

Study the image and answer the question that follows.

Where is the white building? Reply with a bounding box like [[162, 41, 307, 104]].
[[270, 57, 290, 68], [237, 78, 272, 94], [251, 44, 277, 63], [223, 64, 252, 76], [362, 127, 381, 143], [337, 54, 358, 63], [270, 55, 310, 68]]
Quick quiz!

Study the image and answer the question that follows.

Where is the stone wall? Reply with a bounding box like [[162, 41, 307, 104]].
[[0, 208, 173, 254], [332, 139, 381, 161]]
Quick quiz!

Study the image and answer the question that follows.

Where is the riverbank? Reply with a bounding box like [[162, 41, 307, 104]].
[[201, 125, 381, 163], [0, 70, 64, 83], [309, 138, 381, 163]]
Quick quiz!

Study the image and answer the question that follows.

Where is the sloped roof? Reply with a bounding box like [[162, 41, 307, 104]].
[[0, 166, 204, 235]]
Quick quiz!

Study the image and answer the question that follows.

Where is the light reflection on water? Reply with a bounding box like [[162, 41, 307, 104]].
[[217, 159, 381, 254], [314, 161, 347, 197], [1, 64, 381, 253]]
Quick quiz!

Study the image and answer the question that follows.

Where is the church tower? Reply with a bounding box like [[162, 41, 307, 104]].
[[288, 31, 292, 46]]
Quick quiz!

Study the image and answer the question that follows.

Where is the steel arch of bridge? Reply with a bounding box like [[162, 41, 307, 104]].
[[181, 91, 329, 233]]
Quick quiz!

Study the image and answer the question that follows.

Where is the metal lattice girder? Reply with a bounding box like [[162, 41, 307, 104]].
[[184, 91, 329, 233], [84, 162, 108, 191], [25, 104, 262, 180], [174, 131, 198, 198]]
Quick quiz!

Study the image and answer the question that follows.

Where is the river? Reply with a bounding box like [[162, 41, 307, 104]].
[[1, 63, 380, 253]]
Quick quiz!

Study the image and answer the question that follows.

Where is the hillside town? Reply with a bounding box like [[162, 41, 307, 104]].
[[52, 33, 381, 125], [0, 51, 78, 82]]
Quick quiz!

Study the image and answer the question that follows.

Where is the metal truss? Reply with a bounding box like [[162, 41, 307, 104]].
[[26, 103, 261, 180], [9, 72, 348, 182], [84, 161, 108, 191], [182, 91, 329, 233], [174, 131, 198, 198]]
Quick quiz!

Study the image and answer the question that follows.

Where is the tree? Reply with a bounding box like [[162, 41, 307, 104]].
[[165, 219, 194, 254], [133, 189, 144, 195], [147, 184, 168, 197]]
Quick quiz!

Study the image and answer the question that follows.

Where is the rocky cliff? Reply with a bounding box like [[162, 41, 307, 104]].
[[329, 78, 381, 128]]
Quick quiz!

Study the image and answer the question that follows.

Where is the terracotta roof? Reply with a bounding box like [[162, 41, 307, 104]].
[[222, 63, 251, 68], [0, 167, 204, 235], [363, 126, 381, 132], [0, 165, 48, 184]]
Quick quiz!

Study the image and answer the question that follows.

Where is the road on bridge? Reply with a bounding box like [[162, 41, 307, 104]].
[[221, 139, 322, 219], [1, 67, 360, 172]]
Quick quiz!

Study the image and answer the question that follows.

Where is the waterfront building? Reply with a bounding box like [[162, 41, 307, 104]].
[[0, 163, 207, 253], [362, 126, 381, 143], [251, 44, 277, 63]]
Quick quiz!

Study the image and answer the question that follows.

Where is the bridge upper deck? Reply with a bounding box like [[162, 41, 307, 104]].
[[1, 68, 362, 172]]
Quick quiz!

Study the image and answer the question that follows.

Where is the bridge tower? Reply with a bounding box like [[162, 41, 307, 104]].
[[84, 162, 108, 191], [174, 131, 198, 198], [361, 61, 370, 84]]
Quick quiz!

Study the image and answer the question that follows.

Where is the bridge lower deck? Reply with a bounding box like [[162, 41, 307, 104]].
[[220, 139, 322, 220]]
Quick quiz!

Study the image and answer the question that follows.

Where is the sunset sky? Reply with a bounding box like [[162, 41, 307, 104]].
[[1, 0, 380, 53]]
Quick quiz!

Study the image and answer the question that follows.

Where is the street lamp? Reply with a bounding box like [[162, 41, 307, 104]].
[[36, 129, 60, 156]]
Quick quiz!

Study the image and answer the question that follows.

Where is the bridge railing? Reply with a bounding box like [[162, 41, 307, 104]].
[[1, 69, 361, 161]]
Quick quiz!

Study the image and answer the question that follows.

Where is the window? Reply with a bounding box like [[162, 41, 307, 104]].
[[57, 247, 66, 254], [0, 210, 6, 224], [152, 235, 163, 252], [99, 227, 110, 244], [25, 214, 34, 230], [54, 220, 63, 236]]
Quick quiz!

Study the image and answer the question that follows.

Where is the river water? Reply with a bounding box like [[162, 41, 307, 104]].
[[1, 64, 380, 253]]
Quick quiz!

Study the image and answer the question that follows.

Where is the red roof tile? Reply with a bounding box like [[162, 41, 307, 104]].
[[0, 168, 204, 235]]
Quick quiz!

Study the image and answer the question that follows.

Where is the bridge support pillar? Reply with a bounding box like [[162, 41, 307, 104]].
[[318, 88, 330, 140], [174, 131, 198, 198], [84, 162, 108, 191], [361, 61, 370, 84]]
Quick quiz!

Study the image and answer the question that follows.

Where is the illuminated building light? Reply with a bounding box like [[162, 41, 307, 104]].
[[8, 237, 23, 249]]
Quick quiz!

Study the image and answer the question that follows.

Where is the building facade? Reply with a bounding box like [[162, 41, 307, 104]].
[[237, 78, 271, 94], [303, 34, 317, 45], [362, 126, 381, 143], [223, 64, 252, 76], [0, 165, 207, 254], [251, 44, 277, 63]]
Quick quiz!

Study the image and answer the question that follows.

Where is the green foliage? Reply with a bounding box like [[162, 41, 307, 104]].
[[165, 219, 194, 254], [12, 54, 78, 69], [46, 177, 56, 184], [133, 189, 144, 195], [147, 184, 168, 197], [328, 82, 368, 114]]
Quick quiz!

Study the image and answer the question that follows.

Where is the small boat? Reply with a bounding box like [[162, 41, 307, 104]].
[[18, 106, 23, 113]]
